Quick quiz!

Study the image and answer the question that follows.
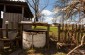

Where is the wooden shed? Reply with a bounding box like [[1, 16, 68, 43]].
[[0, 0, 33, 49], [0, 0, 33, 28]]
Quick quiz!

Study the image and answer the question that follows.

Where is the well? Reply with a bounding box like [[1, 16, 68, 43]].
[[23, 30, 46, 49]]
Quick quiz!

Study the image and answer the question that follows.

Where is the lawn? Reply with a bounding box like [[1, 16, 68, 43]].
[[32, 26, 58, 37], [49, 26, 58, 37], [53, 52, 66, 55]]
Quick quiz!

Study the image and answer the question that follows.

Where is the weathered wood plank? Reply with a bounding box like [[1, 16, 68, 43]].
[[57, 24, 85, 44]]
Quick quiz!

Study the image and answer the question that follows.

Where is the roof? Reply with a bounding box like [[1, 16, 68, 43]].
[[0, 1, 33, 18]]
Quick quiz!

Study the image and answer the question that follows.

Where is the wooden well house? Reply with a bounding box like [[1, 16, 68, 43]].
[[0, 0, 33, 49], [0, 0, 33, 38], [0, 0, 33, 28]]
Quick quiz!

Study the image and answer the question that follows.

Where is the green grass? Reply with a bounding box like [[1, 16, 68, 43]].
[[32, 26, 58, 32], [32, 26, 47, 29], [53, 52, 66, 55], [32, 26, 58, 37], [50, 26, 58, 36]]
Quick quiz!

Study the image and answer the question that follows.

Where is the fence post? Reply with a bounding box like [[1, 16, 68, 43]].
[[77, 25, 80, 43], [65, 24, 67, 42], [5, 21, 9, 38], [58, 24, 60, 41], [81, 25, 83, 37]]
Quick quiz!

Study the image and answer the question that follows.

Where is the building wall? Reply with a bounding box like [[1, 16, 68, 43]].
[[3, 13, 32, 29], [3, 13, 22, 29]]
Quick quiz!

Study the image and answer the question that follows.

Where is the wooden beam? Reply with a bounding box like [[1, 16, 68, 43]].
[[19, 22, 49, 26], [0, 3, 27, 7], [0, 10, 1, 18], [22, 6, 24, 20], [4, 4, 6, 12], [20, 6, 25, 49], [79, 0, 85, 2]]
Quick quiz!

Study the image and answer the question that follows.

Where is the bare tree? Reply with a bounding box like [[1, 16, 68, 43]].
[[26, 0, 49, 22], [54, 0, 85, 23], [53, 0, 71, 23], [61, 0, 85, 23]]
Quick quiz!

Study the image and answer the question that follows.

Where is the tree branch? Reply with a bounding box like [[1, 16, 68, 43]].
[[40, 0, 49, 12], [26, 0, 35, 10], [67, 36, 85, 55], [32, 0, 35, 5]]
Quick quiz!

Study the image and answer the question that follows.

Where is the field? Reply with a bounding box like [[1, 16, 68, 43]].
[[33, 26, 58, 36]]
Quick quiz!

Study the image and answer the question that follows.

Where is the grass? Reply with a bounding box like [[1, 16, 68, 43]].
[[53, 52, 66, 55], [50, 26, 58, 37], [32, 26, 58, 37]]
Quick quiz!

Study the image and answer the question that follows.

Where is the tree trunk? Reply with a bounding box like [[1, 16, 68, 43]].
[[34, 16, 38, 22], [34, 11, 38, 22], [35, 16, 38, 22]]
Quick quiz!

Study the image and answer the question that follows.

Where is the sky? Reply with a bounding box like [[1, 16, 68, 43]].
[[27, 0, 56, 24], [20, 0, 56, 24], [1, 0, 85, 24], [39, 0, 56, 24], [41, 0, 56, 11], [21, 0, 85, 24], [41, 10, 54, 24]]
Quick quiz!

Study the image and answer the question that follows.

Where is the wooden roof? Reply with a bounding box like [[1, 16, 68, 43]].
[[0, 1, 33, 18]]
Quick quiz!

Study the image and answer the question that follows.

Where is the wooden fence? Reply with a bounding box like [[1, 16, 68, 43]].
[[57, 24, 85, 44]]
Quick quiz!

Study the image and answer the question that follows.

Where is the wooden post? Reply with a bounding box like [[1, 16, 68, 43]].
[[20, 6, 24, 48], [0, 10, 2, 28], [73, 24, 76, 44], [80, 25, 82, 40], [0, 11, 2, 38], [6, 23, 8, 38], [58, 24, 60, 41], [65, 24, 67, 42], [81, 25, 83, 37], [78, 25, 81, 43], [4, 5, 6, 13], [4, 5, 9, 38], [5, 21, 9, 38], [0, 10, 1, 18], [75, 24, 78, 45], [77, 24, 79, 44], [47, 24, 50, 54], [22, 6, 24, 21], [62, 24, 64, 30], [84, 24, 85, 30], [72, 24, 73, 30]]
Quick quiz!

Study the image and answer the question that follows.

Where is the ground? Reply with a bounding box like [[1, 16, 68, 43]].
[[10, 47, 67, 55]]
